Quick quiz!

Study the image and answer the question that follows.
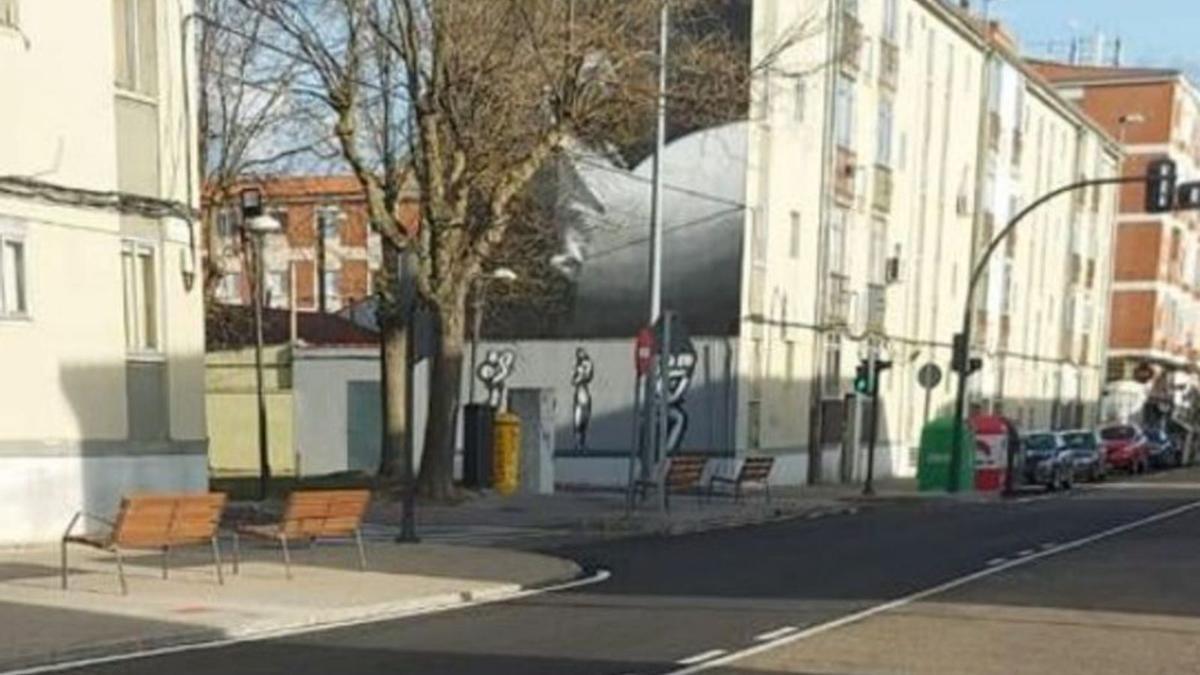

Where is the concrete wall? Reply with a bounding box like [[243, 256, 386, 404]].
[[205, 347, 296, 476]]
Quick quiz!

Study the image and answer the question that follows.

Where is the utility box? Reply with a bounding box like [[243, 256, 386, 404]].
[[917, 416, 975, 492], [492, 411, 520, 495], [509, 388, 556, 495]]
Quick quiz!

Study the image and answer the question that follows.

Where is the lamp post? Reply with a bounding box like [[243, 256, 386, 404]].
[[241, 188, 282, 501], [467, 267, 518, 404]]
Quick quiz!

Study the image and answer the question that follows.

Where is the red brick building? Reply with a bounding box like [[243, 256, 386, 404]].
[[1032, 62, 1200, 384], [205, 176, 418, 313]]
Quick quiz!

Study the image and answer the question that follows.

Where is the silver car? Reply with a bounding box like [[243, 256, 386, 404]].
[[1023, 432, 1075, 490]]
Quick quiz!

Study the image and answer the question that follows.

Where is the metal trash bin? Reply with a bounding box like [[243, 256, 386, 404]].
[[462, 404, 495, 489]]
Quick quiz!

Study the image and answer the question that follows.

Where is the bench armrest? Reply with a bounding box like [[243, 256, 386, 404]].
[[62, 511, 115, 541], [708, 475, 737, 486]]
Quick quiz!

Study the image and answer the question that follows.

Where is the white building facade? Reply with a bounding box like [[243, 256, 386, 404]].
[[0, 0, 206, 543], [740, 0, 1121, 482]]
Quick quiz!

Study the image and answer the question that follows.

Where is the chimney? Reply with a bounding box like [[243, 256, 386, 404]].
[[1113, 37, 1123, 67]]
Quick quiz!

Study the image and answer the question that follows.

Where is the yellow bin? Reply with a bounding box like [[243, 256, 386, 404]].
[[492, 411, 521, 495]]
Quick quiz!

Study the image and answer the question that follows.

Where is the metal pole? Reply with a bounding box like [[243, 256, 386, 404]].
[[863, 340, 878, 496], [469, 282, 483, 405], [253, 234, 271, 501], [658, 312, 672, 514], [647, 0, 668, 324], [948, 174, 1146, 491], [397, 249, 419, 543]]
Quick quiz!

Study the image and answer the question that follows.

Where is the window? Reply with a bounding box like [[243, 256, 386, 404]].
[[218, 272, 242, 303], [789, 211, 801, 259], [323, 270, 341, 306], [868, 219, 887, 285], [785, 340, 797, 383], [883, 0, 898, 43], [834, 76, 855, 149], [121, 241, 158, 352], [876, 99, 894, 167], [269, 207, 290, 232], [793, 79, 807, 124], [822, 336, 843, 397], [827, 208, 848, 275], [0, 235, 27, 317], [112, 0, 158, 96], [318, 207, 341, 238], [1, 0, 19, 28], [751, 207, 767, 264], [215, 208, 238, 238], [266, 271, 289, 308]]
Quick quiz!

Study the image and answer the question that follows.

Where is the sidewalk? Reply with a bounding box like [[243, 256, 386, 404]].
[[368, 479, 925, 548], [0, 539, 580, 673]]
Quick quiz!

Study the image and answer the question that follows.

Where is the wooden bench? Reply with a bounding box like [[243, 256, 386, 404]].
[[634, 455, 709, 512], [61, 492, 227, 595], [709, 456, 775, 503], [231, 489, 371, 579]]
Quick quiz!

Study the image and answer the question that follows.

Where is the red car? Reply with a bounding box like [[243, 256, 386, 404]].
[[1099, 424, 1151, 474]]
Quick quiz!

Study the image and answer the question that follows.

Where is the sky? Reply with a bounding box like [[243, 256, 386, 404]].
[[990, 0, 1199, 78]]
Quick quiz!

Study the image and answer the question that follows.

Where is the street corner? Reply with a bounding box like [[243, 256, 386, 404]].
[[0, 539, 587, 674]]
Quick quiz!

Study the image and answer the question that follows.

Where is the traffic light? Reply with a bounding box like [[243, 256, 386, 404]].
[[1145, 158, 1177, 213], [854, 361, 871, 395], [1176, 181, 1200, 210], [951, 333, 983, 376]]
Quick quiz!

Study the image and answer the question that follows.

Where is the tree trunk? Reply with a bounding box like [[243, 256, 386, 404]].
[[417, 296, 467, 500], [377, 315, 411, 481]]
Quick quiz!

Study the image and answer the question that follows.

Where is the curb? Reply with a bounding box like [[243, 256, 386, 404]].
[[0, 563, 590, 675]]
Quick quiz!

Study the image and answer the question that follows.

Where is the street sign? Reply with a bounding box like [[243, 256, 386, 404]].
[[635, 327, 654, 376], [918, 362, 943, 390]]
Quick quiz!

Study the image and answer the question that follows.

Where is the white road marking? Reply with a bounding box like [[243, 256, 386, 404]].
[[754, 626, 799, 641], [676, 649, 728, 665], [2, 569, 613, 675], [985, 557, 1007, 566], [665, 499, 1200, 675], [1016, 548, 1035, 557]]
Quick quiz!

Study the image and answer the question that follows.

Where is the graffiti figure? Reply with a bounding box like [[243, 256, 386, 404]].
[[476, 349, 516, 409], [571, 347, 595, 450], [661, 350, 697, 452]]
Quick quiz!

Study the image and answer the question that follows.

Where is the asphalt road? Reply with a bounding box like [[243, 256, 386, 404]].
[[61, 474, 1200, 675]]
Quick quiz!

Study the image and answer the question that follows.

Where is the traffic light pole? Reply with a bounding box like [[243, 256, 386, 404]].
[[863, 339, 879, 497], [948, 174, 1150, 491]]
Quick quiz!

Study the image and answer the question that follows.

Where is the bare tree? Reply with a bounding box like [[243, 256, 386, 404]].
[[234, 0, 821, 499]]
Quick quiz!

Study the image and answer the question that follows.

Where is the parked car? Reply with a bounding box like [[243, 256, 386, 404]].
[[1022, 432, 1074, 490], [1145, 428, 1183, 469], [1098, 424, 1150, 474], [1058, 429, 1107, 482]]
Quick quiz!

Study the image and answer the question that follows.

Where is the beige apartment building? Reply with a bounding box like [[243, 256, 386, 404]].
[[742, 0, 1121, 481], [1031, 62, 1200, 403], [0, 0, 205, 543]]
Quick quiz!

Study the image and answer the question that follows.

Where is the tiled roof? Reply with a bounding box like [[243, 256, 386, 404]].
[[206, 304, 378, 350], [1028, 59, 1179, 84]]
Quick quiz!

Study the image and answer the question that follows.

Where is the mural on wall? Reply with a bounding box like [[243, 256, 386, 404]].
[[571, 347, 595, 450], [476, 349, 516, 408], [662, 349, 697, 451]]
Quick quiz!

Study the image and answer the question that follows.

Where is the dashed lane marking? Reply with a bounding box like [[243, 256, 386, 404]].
[[754, 626, 799, 641], [676, 650, 728, 665]]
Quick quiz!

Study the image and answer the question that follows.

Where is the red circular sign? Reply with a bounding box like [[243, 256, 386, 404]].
[[635, 327, 655, 376]]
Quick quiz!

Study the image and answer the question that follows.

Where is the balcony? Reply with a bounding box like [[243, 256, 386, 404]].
[[878, 39, 899, 91], [835, 147, 857, 205], [839, 12, 862, 76], [872, 164, 893, 214], [1086, 259, 1096, 289], [824, 273, 850, 326], [1079, 334, 1091, 366], [1070, 253, 1083, 285]]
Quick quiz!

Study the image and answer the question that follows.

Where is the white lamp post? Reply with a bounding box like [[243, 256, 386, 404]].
[[241, 187, 282, 501]]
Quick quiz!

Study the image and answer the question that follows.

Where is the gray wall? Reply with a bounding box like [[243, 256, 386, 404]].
[[292, 347, 382, 476]]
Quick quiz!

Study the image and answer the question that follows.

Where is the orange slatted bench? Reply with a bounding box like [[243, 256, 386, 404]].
[[231, 489, 371, 579], [61, 492, 227, 595]]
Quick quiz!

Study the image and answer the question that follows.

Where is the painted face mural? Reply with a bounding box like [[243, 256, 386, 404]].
[[571, 347, 595, 450], [476, 349, 516, 408]]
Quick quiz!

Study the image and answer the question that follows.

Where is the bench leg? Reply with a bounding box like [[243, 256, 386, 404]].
[[161, 546, 170, 580], [211, 536, 225, 586], [231, 532, 241, 575], [115, 548, 128, 596], [354, 528, 367, 572], [60, 540, 69, 590], [279, 535, 293, 580]]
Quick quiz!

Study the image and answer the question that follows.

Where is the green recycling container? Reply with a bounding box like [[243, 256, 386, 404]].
[[917, 415, 975, 492]]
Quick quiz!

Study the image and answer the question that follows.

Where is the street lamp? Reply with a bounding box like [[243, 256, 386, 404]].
[[241, 187, 282, 501], [467, 267, 518, 405]]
